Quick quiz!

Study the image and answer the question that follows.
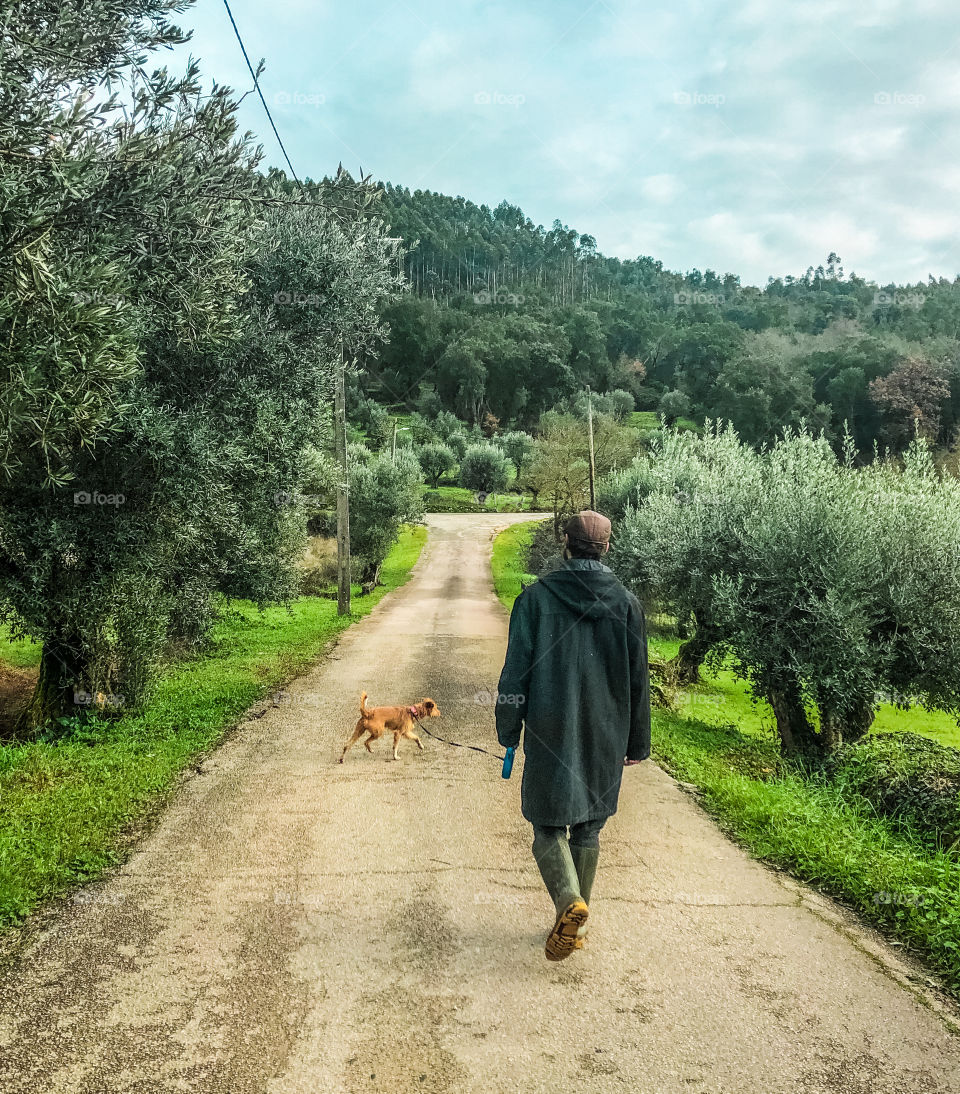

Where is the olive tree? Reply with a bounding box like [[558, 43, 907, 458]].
[[349, 449, 424, 587], [417, 443, 456, 488], [0, 3, 403, 729], [608, 424, 763, 681], [458, 444, 512, 495]]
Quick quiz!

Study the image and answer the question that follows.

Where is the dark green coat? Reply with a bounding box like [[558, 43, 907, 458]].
[[496, 559, 651, 826]]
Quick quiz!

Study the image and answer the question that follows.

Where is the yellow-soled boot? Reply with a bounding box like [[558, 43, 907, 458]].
[[533, 832, 588, 962], [570, 844, 599, 949]]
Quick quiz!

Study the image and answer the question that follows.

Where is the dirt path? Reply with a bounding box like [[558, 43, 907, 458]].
[[1, 512, 958, 1093]]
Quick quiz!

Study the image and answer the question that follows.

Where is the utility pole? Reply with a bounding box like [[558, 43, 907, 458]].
[[334, 348, 351, 616], [586, 384, 596, 510]]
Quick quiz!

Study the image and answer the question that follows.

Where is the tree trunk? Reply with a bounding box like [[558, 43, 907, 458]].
[[820, 697, 876, 750], [17, 633, 84, 735], [358, 559, 383, 594], [769, 685, 820, 758], [669, 620, 717, 684]]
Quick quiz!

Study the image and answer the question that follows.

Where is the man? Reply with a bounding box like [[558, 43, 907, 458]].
[[496, 509, 650, 961]]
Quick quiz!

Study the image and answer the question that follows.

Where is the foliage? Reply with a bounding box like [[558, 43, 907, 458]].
[[525, 412, 640, 536], [658, 389, 690, 424], [370, 184, 960, 453], [348, 450, 424, 585], [821, 733, 960, 852], [457, 444, 512, 495], [0, 7, 403, 729], [498, 430, 535, 478], [416, 442, 456, 488], [869, 356, 952, 449], [609, 426, 960, 757]]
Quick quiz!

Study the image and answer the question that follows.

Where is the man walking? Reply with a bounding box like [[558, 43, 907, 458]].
[[496, 510, 650, 961]]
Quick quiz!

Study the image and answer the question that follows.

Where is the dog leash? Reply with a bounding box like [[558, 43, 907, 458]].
[[411, 711, 507, 762]]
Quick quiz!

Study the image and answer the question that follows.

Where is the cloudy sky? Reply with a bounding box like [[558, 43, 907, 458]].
[[178, 0, 960, 287]]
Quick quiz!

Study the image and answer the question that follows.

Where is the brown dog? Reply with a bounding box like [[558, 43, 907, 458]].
[[339, 692, 441, 762]]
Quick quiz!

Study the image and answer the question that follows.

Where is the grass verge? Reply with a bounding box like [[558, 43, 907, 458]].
[[0, 525, 427, 927], [421, 484, 532, 513], [491, 519, 542, 608], [491, 524, 960, 997]]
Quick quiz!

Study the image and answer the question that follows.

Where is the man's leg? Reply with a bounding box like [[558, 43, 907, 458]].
[[531, 824, 588, 962], [568, 818, 605, 947]]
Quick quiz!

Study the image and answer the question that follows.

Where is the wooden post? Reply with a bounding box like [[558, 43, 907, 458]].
[[334, 354, 351, 616], [586, 384, 596, 510], [391, 418, 398, 463]]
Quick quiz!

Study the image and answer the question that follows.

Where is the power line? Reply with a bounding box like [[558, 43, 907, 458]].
[[221, 0, 302, 187]]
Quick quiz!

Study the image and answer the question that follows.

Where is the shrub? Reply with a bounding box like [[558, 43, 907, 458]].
[[417, 443, 456, 488], [408, 411, 437, 445], [822, 733, 960, 851], [458, 444, 512, 495], [659, 389, 690, 424], [445, 431, 469, 461], [349, 449, 423, 587], [499, 430, 534, 480]]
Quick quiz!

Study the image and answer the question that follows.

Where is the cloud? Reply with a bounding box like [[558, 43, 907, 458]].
[[175, 0, 960, 285]]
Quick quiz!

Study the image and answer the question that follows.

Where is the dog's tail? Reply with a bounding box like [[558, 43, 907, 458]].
[[359, 691, 371, 718]]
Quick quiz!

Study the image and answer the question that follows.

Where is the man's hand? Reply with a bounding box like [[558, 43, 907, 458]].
[[624, 758, 644, 767]]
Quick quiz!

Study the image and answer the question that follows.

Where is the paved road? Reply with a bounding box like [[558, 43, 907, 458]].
[[1, 513, 959, 1094]]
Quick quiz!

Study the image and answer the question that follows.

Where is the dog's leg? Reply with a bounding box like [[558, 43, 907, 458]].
[[364, 733, 376, 753], [393, 731, 402, 760], [403, 726, 424, 751], [340, 722, 366, 763]]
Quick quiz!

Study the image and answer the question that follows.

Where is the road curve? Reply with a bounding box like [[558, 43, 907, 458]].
[[1, 512, 958, 1093]]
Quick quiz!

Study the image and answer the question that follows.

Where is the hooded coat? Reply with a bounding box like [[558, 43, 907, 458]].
[[495, 558, 651, 827]]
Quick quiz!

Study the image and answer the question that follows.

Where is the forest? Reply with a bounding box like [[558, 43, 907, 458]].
[[357, 182, 960, 455]]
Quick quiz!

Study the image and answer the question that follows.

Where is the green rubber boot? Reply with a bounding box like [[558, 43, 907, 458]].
[[569, 844, 599, 948], [532, 832, 589, 962]]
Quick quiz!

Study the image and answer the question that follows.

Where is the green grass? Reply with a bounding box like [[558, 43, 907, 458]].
[[492, 527, 960, 996], [0, 525, 427, 927], [0, 626, 42, 670], [491, 520, 542, 608], [421, 484, 532, 513], [629, 411, 702, 435], [629, 411, 659, 433]]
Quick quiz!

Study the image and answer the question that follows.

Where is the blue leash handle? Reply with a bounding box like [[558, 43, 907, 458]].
[[501, 746, 516, 779]]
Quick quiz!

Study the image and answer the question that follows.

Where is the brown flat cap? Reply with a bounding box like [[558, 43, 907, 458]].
[[564, 509, 611, 547]]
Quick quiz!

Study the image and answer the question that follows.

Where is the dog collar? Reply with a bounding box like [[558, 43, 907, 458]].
[[409, 705, 418, 716]]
